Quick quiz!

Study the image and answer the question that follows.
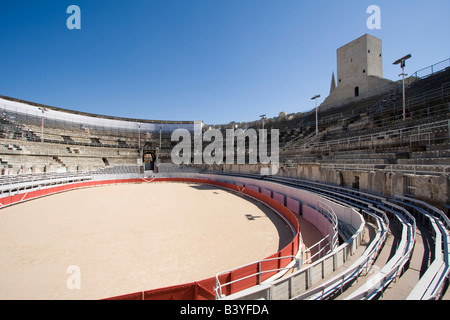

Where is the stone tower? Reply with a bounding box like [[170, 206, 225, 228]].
[[322, 34, 393, 109], [337, 33, 383, 84]]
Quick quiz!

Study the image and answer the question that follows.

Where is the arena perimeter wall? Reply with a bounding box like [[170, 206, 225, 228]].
[[0, 177, 301, 300]]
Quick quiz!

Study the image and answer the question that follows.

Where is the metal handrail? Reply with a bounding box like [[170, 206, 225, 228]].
[[346, 202, 416, 300], [293, 209, 389, 300], [310, 119, 449, 149], [214, 255, 301, 300], [0, 171, 92, 187], [0, 175, 93, 197], [318, 163, 450, 176], [412, 58, 450, 79], [396, 195, 450, 300], [260, 173, 417, 300], [301, 234, 332, 265], [317, 200, 340, 249]]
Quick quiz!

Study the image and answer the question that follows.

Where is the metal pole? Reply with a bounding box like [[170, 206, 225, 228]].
[[258, 261, 262, 285], [41, 116, 44, 142], [402, 65, 406, 121], [394, 54, 411, 121], [448, 119, 450, 140], [39, 107, 47, 143], [138, 124, 141, 151], [260, 114, 266, 143], [311, 95, 320, 135], [315, 99, 319, 135]]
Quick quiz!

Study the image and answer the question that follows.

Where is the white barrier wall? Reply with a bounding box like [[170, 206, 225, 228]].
[[286, 197, 300, 215], [273, 192, 285, 206], [246, 184, 260, 193], [261, 188, 272, 198], [303, 205, 335, 240]]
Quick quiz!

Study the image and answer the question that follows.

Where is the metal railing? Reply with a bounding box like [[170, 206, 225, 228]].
[[282, 96, 450, 153], [397, 196, 450, 300], [308, 119, 449, 150], [317, 200, 340, 249], [301, 234, 333, 265], [319, 162, 450, 176], [214, 255, 302, 300], [345, 202, 417, 300], [293, 209, 389, 300], [412, 58, 450, 79], [0, 171, 92, 187], [219, 216, 365, 301], [244, 174, 418, 300], [206, 173, 369, 301], [203, 168, 446, 300], [0, 174, 93, 202]]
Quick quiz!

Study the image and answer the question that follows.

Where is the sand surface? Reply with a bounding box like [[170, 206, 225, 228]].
[[0, 182, 313, 300]]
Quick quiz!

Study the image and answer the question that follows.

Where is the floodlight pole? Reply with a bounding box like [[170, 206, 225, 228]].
[[38, 107, 47, 143], [260, 114, 266, 130], [312, 95, 321, 135], [400, 67, 407, 122], [138, 124, 141, 152], [393, 54, 412, 122], [260, 114, 266, 143]]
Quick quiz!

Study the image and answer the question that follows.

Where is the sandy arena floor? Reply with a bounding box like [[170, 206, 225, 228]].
[[0, 182, 321, 300]]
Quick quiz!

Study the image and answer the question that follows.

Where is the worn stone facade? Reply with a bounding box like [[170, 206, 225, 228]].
[[210, 163, 449, 211], [321, 34, 394, 110]]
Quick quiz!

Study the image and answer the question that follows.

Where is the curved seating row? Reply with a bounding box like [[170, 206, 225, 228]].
[[0, 170, 448, 300], [206, 171, 449, 300]]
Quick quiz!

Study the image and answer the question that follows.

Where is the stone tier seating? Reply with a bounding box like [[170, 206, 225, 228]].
[[0, 109, 158, 150], [91, 165, 141, 175], [277, 69, 450, 168], [206, 172, 449, 301], [0, 138, 139, 175]]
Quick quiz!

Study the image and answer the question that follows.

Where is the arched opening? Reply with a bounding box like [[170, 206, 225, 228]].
[[354, 86, 360, 97], [143, 151, 156, 171]]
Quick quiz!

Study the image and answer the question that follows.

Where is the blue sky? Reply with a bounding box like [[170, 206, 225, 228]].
[[1, 0, 449, 125]]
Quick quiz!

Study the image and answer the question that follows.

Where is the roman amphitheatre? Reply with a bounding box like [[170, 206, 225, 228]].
[[0, 34, 449, 300]]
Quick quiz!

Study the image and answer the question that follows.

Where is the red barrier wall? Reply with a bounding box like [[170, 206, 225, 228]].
[[0, 177, 301, 300]]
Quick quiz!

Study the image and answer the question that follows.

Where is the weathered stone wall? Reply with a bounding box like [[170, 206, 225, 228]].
[[211, 163, 449, 211]]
